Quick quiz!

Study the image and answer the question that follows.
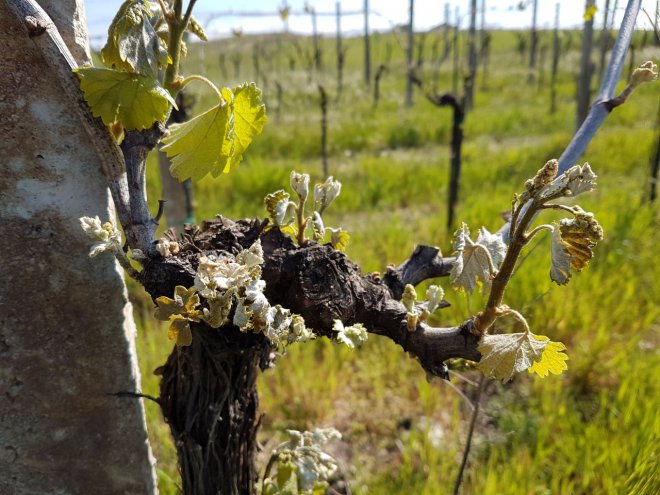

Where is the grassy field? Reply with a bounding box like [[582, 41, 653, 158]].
[[129, 28, 659, 494]]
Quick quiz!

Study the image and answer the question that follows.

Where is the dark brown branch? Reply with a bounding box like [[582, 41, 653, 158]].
[[383, 245, 455, 299], [141, 219, 480, 377]]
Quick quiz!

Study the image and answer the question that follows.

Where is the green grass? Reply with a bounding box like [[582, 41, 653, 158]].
[[132, 28, 660, 494]]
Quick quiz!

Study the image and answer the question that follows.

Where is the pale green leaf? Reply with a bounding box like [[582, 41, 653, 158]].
[[75, 67, 174, 130], [161, 83, 267, 182], [450, 224, 502, 293], [329, 228, 350, 251], [477, 332, 548, 383], [223, 82, 268, 173], [161, 102, 231, 181], [275, 461, 299, 495], [528, 339, 569, 377], [101, 0, 167, 76]]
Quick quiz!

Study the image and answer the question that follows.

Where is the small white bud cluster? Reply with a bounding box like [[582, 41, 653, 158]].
[[156, 238, 180, 258]]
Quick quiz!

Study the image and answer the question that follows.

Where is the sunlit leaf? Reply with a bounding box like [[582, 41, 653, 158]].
[[101, 0, 168, 76], [477, 331, 548, 383], [584, 4, 597, 21], [161, 83, 267, 181], [329, 228, 350, 251], [223, 82, 268, 173], [528, 339, 569, 377], [275, 460, 298, 495], [75, 67, 175, 130], [161, 101, 231, 181]]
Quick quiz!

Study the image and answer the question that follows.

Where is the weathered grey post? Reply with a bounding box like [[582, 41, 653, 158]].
[[0, 1, 158, 493]]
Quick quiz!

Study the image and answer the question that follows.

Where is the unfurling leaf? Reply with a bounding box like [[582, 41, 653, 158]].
[[202, 291, 233, 328], [528, 339, 569, 377], [290, 171, 310, 202], [314, 176, 342, 213], [155, 286, 202, 347], [75, 68, 175, 130], [264, 190, 297, 228], [332, 320, 368, 349], [161, 83, 266, 181], [540, 163, 597, 199], [328, 228, 350, 251], [450, 224, 505, 293], [477, 331, 549, 382], [521, 159, 559, 200], [426, 285, 445, 313], [79, 216, 123, 257], [312, 211, 325, 240], [550, 211, 603, 285], [101, 0, 168, 76], [630, 61, 658, 86]]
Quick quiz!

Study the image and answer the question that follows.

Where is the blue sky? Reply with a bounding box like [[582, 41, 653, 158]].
[[84, 1, 658, 43]]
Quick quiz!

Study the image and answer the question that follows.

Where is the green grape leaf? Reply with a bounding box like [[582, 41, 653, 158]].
[[161, 102, 231, 181], [101, 0, 168, 77], [450, 224, 505, 293], [550, 226, 572, 285], [528, 339, 569, 377], [477, 332, 548, 383], [223, 82, 268, 173], [75, 67, 175, 130], [161, 83, 267, 181], [275, 460, 299, 495]]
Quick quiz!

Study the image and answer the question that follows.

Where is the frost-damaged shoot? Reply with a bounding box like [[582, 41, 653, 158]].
[[453, 160, 603, 382], [264, 172, 349, 249]]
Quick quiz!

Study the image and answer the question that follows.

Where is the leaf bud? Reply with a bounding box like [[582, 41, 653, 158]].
[[525, 159, 559, 197], [290, 171, 310, 202], [314, 176, 342, 213], [631, 61, 658, 87]]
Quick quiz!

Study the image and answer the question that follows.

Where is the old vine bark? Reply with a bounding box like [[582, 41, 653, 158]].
[[138, 217, 479, 494]]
